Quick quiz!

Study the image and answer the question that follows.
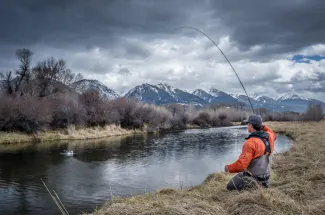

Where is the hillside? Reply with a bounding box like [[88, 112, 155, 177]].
[[69, 79, 120, 100]]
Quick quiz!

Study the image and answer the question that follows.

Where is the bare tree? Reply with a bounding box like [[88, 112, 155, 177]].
[[14, 49, 33, 95], [60, 70, 84, 86], [33, 57, 83, 97], [74, 73, 84, 82], [33, 57, 66, 97], [0, 71, 14, 95], [305, 102, 324, 121], [34, 57, 67, 81]]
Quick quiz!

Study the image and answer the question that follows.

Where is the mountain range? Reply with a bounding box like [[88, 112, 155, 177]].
[[2, 77, 320, 113], [69, 80, 324, 113]]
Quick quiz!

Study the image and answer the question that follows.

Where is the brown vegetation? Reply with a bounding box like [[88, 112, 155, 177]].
[[86, 121, 325, 215], [0, 124, 143, 144], [263, 103, 324, 122]]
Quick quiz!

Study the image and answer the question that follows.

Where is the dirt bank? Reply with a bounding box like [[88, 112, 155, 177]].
[[0, 125, 144, 144]]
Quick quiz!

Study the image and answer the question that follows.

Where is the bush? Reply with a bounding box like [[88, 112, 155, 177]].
[[0, 96, 52, 133], [193, 111, 211, 127], [263, 112, 303, 122], [50, 97, 86, 129], [305, 103, 324, 121]]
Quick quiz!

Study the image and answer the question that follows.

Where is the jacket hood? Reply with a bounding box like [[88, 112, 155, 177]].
[[246, 130, 269, 140]]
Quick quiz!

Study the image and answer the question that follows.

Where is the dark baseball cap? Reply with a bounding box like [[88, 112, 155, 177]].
[[243, 114, 262, 127]]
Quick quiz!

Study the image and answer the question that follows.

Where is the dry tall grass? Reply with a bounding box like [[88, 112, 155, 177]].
[[0, 124, 143, 144], [87, 121, 325, 215]]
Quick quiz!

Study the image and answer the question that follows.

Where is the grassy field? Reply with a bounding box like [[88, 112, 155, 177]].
[[86, 121, 325, 215], [0, 125, 144, 144]]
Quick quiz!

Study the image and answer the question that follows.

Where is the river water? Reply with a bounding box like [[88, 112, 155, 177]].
[[0, 126, 291, 215]]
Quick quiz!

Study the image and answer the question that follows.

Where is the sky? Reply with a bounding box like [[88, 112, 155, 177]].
[[0, 0, 325, 101]]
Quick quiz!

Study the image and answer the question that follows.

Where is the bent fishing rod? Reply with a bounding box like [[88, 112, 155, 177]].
[[174, 26, 255, 114]]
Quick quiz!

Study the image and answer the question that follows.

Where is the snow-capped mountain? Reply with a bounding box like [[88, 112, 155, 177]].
[[157, 83, 177, 98], [208, 88, 241, 104], [231, 93, 291, 112], [69, 79, 120, 100], [123, 83, 324, 112], [230, 93, 280, 111], [275, 93, 319, 112], [124, 83, 177, 104], [276, 93, 308, 102], [68, 80, 324, 112], [209, 88, 229, 97], [256, 96, 277, 104], [231, 94, 257, 105], [193, 89, 216, 103], [233, 92, 324, 112], [1, 72, 323, 113], [157, 83, 208, 105], [124, 83, 207, 105], [194, 89, 242, 104], [253, 95, 282, 111], [231, 93, 276, 105]]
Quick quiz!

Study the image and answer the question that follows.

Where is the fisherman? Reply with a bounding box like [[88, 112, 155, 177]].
[[225, 114, 276, 191]]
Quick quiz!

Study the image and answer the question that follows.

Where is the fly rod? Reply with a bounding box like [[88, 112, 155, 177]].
[[175, 26, 255, 114]]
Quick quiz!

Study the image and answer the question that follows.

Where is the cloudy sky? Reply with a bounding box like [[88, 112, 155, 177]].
[[1, 0, 325, 100]]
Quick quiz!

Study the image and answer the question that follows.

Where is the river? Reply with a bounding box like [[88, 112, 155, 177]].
[[0, 126, 292, 215]]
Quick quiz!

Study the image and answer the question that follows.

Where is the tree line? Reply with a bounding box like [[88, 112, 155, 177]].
[[0, 49, 249, 134], [0, 49, 323, 134], [0, 49, 83, 98]]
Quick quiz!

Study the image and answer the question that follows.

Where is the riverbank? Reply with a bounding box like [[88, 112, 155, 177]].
[[0, 125, 144, 144], [87, 121, 325, 215], [0, 122, 240, 144]]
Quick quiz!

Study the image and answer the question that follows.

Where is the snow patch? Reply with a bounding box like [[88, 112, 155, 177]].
[[70, 79, 120, 100], [276, 93, 308, 101], [157, 82, 176, 97]]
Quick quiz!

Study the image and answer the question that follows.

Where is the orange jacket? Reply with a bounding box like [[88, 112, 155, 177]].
[[226, 125, 276, 173]]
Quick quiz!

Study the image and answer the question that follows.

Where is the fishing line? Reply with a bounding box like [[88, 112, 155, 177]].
[[174, 26, 255, 114]]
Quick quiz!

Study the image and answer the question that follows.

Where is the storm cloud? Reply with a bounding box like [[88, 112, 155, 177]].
[[1, 0, 325, 100]]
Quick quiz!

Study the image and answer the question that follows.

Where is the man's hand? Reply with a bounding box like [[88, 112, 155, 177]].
[[224, 165, 229, 173]]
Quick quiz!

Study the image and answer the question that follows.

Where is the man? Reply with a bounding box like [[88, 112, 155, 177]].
[[225, 114, 276, 191]]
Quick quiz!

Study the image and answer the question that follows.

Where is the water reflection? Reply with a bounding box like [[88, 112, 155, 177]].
[[0, 126, 292, 215]]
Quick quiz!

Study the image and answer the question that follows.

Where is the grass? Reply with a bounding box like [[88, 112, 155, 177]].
[[0, 122, 240, 145], [86, 121, 325, 215], [230, 121, 243, 126], [0, 124, 144, 144]]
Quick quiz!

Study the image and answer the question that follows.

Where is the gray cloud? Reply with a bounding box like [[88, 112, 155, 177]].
[[1, 0, 325, 101], [289, 69, 325, 93], [0, 0, 206, 48], [118, 68, 131, 75], [1, 0, 325, 56], [210, 0, 325, 55]]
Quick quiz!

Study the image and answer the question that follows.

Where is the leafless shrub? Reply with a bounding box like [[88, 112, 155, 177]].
[[0, 71, 14, 95], [50, 97, 86, 129], [0, 96, 52, 133], [263, 112, 303, 122], [305, 103, 324, 121], [79, 90, 115, 126], [193, 111, 211, 127], [145, 105, 172, 130]]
